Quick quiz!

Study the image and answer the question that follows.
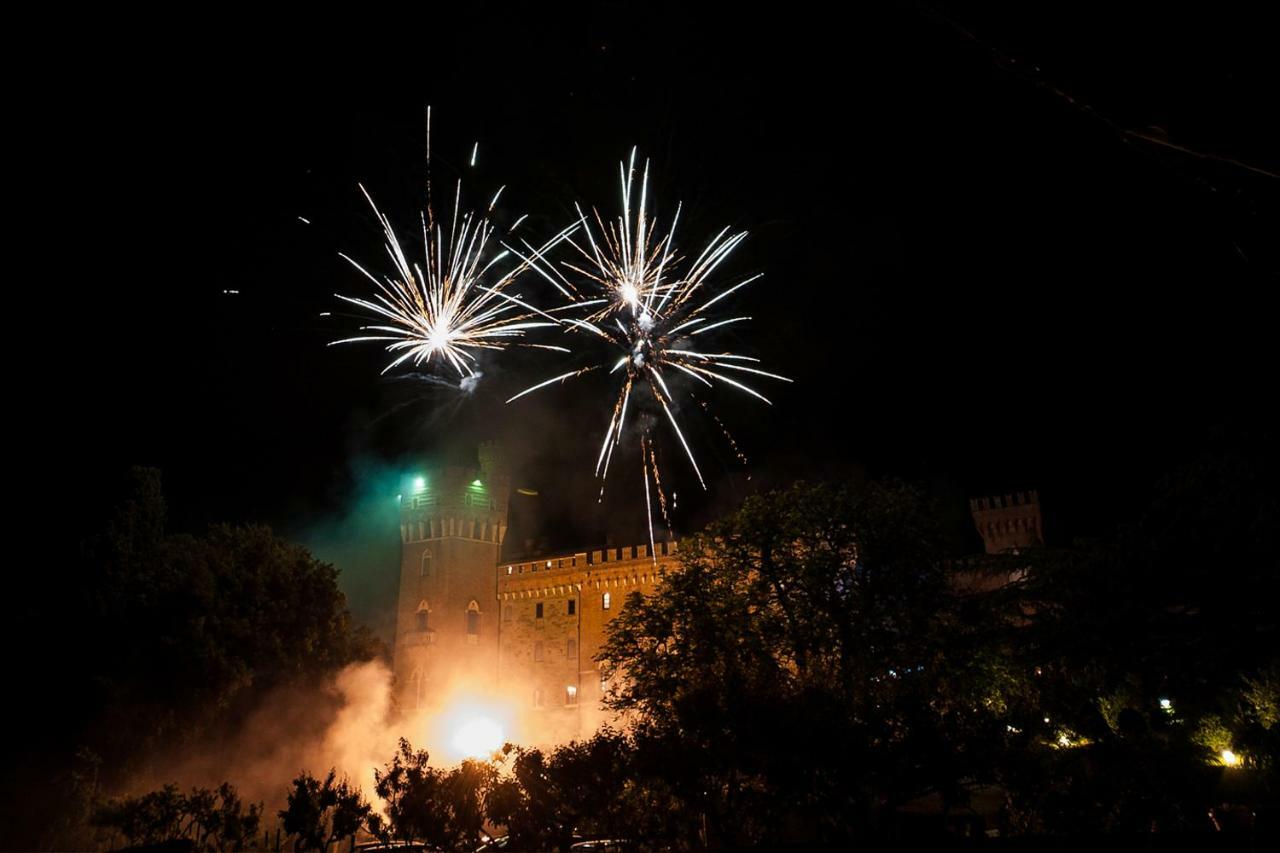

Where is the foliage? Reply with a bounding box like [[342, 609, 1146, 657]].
[[279, 769, 371, 851], [373, 738, 495, 852], [91, 781, 262, 851], [76, 468, 381, 766]]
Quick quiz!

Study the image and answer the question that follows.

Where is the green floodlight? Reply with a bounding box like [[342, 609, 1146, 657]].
[[472, 479, 484, 487], [414, 476, 427, 493]]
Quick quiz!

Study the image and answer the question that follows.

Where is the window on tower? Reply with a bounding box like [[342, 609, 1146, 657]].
[[420, 549, 433, 578], [567, 598, 576, 615], [534, 641, 545, 662], [567, 638, 577, 659], [416, 600, 430, 632], [466, 600, 480, 644], [602, 591, 612, 610], [536, 602, 544, 619]]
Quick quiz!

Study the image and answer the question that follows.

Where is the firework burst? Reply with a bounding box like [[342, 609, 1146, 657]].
[[332, 181, 579, 382], [506, 149, 791, 553]]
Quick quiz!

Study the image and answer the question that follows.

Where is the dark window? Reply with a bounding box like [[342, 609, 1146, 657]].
[[567, 599, 576, 615], [536, 602, 544, 619]]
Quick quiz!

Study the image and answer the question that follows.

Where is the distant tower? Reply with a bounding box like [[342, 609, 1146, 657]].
[[970, 491, 1043, 554], [394, 442, 510, 711]]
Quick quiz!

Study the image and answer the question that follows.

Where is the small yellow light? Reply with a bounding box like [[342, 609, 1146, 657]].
[[1221, 749, 1241, 767]]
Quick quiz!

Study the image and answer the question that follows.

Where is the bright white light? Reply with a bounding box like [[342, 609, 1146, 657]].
[[1221, 749, 1241, 767], [451, 715, 504, 759], [1159, 698, 1172, 710], [414, 476, 426, 493], [620, 281, 640, 306]]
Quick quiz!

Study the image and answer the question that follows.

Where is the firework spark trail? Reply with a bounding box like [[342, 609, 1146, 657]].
[[332, 183, 581, 380], [506, 149, 792, 552]]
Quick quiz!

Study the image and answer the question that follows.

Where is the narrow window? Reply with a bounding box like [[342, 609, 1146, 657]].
[[466, 600, 480, 645], [416, 600, 430, 632], [567, 638, 577, 659], [533, 688, 543, 708], [534, 641, 545, 662], [536, 602, 544, 619], [567, 599, 576, 616], [502, 603, 513, 621], [602, 591, 612, 610], [420, 549, 433, 577]]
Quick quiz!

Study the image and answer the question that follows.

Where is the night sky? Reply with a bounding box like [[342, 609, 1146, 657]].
[[32, 4, 1275, 635]]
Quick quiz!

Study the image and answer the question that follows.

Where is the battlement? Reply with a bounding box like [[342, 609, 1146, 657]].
[[970, 491, 1043, 554], [500, 540, 679, 579], [969, 491, 1039, 513]]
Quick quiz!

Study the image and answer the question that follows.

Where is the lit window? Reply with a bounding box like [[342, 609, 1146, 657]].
[[567, 599, 576, 615], [602, 591, 611, 610], [565, 685, 578, 706], [536, 602, 544, 619], [534, 641, 545, 662], [506, 565, 513, 575]]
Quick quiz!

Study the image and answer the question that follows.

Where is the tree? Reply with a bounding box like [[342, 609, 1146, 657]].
[[57, 468, 381, 806], [91, 781, 262, 851], [598, 480, 1014, 847], [373, 738, 496, 852], [279, 769, 371, 851]]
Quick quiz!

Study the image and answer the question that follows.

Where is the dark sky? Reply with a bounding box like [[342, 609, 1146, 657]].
[[29, 3, 1275, 628]]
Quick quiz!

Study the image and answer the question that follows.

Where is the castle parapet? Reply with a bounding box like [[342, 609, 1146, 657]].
[[970, 490, 1043, 554]]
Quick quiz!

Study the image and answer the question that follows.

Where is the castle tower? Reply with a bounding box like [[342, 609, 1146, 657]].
[[970, 491, 1043, 554], [394, 442, 510, 711]]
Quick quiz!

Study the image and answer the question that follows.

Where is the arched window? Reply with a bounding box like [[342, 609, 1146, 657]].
[[416, 600, 430, 632], [602, 591, 612, 610], [466, 600, 480, 644], [420, 549, 433, 578]]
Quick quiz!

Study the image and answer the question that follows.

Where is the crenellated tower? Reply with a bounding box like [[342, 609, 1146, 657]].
[[970, 491, 1043, 554], [394, 442, 510, 711]]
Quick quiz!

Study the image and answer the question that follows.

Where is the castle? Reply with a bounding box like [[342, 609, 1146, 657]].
[[393, 444, 1041, 739]]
